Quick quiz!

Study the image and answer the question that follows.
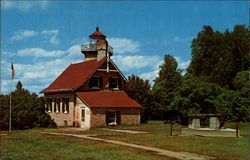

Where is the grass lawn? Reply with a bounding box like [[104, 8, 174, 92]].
[[1, 121, 249, 160], [96, 121, 250, 160], [0, 128, 172, 160]]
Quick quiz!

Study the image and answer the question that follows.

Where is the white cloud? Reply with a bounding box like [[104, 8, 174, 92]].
[[1, 45, 82, 94], [17, 48, 65, 57], [175, 56, 191, 70], [41, 30, 59, 44], [11, 30, 39, 41], [17, 59, 69, 80], [1, 1, 12, 9], [2, 59, 71, 94], [111, 55, 163, 85], [1, 44, 84, 94], [1, 79, 18, 94], [1, 1, 50, 12], [107, 38, 140, 54], [10, 29, 60, 45], [67, 45, 81, 57], [139, 70, 159, 84], [112, 55, 161, 72], [173, 36, 193, 42], [138, 57, 190, 84]]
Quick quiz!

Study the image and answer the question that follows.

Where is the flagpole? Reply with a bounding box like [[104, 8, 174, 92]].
[[9, 62, 14, 133], [9, 78, 12, 132]]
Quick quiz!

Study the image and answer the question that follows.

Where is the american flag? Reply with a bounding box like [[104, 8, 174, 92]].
[[11, 63, 15, 80]]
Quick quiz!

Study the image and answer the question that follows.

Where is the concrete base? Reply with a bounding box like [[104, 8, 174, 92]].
[[181, 128, 239, 137]]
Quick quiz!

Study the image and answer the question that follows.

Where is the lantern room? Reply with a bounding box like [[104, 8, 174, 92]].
[[81, 27, 113, 61]]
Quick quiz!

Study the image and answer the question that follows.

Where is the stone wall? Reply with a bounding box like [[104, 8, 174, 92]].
[[120, 108, 141, 124], [90, 107, 141, 128], [44, 92, 76, 127]]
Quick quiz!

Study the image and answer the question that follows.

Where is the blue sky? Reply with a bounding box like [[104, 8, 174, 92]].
[[1, 1, 248, 95]]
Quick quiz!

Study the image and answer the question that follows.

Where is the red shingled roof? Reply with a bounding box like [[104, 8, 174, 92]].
[[76, 91, 142, 108], [41, 57, 107, 93], [89, 27, 106, 39]]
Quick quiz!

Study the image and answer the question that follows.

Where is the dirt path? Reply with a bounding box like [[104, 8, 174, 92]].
[[41, 132, 215, 160], [102, 128, 148, 134]]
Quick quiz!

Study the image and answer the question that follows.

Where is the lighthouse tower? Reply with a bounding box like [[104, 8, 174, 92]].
[[81, 27, 113, 61]]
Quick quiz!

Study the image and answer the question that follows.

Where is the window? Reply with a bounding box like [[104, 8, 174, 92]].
[[89, 77, 103, 89], [45, 99, 48, 112], [109, 77, 118, 89], [65, 98, 69, 114], [61, 98, 69, 114], [64, 120, 68, 126], [106, 111, 116, 125], [46, 98, 52, 112], [90, 77, 99, 88], [56, 98, 61, 113], [53, 99, 57, 113], [48, 99, 52, 112], [81, 108, 85, 122], [62, 98, 65, 113]]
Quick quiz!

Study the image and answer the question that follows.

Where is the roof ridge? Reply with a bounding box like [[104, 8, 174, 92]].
[[76, 91, 125, 93], [71, 59, 97, 65]]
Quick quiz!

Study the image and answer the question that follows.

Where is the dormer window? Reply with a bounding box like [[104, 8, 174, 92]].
[[89, 76, 103, 89], [109, 77, 119, 90]]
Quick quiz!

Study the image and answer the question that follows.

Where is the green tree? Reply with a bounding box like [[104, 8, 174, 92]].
[[188, 25, 250, 87], [16, 80, 23, 90], [152, 54, 182, 119], [0, 81, 55, 130], [171, 74, 250, 125], [0, 94, 9, 129], [124, 75, 152, 123], [170, 75, 222, 124], [232, 70, 250, 89], [213, 87, 250, 126], [168, 25, 250, 124]]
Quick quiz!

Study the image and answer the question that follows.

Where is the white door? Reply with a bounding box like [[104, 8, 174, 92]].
[[81, 108, 86, 128]]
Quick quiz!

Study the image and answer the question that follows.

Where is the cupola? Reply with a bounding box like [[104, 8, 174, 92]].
[[81, 27, 113, 61], [89, 27, 106, 40]]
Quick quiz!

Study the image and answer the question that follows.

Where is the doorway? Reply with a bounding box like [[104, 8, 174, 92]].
[[106, 111, 121, 125], [81, 108, 85, 128]]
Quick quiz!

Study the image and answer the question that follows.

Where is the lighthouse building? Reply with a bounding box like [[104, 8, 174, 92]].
[[41, 27, 142, 129]]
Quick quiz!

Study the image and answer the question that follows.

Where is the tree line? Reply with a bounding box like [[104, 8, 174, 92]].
[[0, 81, 55, 130], [125, 25, 250, 125]]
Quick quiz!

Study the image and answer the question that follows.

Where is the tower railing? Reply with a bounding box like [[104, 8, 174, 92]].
[[81, 44, 96, 52], [81, 44, 113, 53], [108, 45, 113, 53]]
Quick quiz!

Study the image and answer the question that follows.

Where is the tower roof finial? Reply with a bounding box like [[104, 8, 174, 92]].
[[89, 26, 106, 39]]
